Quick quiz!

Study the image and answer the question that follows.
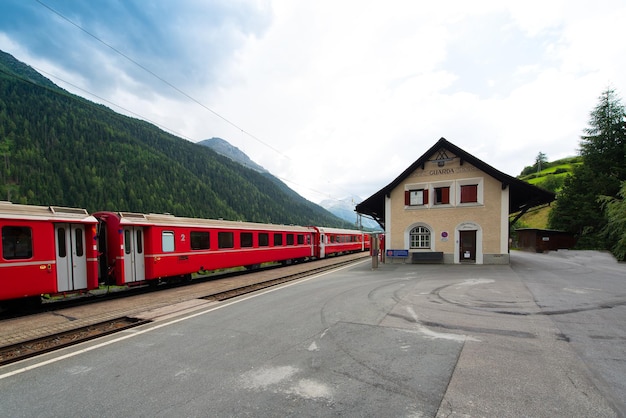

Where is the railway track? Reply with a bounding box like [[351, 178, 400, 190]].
[[0, 255, 368, 367]]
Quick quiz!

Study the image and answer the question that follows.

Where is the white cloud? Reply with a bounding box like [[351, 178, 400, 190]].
[[2, 0, 626, 204]]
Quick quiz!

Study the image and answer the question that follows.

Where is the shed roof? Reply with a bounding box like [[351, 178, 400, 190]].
[[355, 137, 555, 227]]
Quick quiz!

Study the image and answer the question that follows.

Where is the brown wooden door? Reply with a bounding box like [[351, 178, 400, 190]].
[[459, 230, 476, 262]]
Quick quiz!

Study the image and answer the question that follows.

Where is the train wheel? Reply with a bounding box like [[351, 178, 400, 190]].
[[244, 264, 261, 270]]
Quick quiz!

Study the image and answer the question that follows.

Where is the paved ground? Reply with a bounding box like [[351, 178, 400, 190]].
[[0, 253, 368, 347], [0, 250, 624, 417]]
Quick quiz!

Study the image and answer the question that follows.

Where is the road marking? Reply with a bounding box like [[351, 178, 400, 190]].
[[0, 259, 367, 380]]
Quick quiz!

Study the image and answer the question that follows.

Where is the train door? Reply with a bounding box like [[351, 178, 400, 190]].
[[55, 223, 88, 292], [123, 226, 145, 283], [319, 233, 326, 258]]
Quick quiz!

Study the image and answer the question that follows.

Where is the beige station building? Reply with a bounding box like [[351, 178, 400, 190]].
[[356, 138, 555, 264]]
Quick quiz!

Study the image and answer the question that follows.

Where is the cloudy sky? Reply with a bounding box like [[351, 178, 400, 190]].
[[2, 0, 625, 204]]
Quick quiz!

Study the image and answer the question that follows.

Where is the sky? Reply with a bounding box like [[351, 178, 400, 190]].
[[1, 0, 626, 204]]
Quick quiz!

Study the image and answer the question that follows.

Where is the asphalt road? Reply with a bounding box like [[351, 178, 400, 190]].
[[0, 250, 624, 417]]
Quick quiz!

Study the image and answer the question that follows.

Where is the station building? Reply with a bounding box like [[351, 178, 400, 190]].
[[355, 138, 555, 264]]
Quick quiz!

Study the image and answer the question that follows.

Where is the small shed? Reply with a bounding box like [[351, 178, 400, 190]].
[[515, 228, 577, 252]]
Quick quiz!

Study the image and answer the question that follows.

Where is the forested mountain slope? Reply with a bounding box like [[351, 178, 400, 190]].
[[0, 50, 350, 227]]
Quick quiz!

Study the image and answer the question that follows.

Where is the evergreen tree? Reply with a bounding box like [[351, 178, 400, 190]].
[[549, 88, 626, 250], [535, 152, 547, 172], [580, 88, 626, 184], [599, 181, 626, 261]]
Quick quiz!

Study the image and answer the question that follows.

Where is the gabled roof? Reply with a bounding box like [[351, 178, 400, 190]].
[[355, 137, 555, 227]]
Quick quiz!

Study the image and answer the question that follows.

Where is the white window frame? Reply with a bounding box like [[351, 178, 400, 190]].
[[430, 180, 454, 207], [405, 182, 429, 209], [456, 178, 484, 206], [408, 224, 432, 249], [162, 231, 175, 252], [409, 189, 425, 206]]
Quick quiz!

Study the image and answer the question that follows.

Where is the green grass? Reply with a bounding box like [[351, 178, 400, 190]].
[[512, 205, 551, 229], [513, 156, 581, 229]]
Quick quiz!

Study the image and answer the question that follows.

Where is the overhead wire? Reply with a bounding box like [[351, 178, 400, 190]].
[[33, 0, 361, 205], [35, 0, 287, 159]]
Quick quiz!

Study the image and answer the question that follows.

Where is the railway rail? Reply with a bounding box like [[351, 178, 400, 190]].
[[0, 254, 368, 367]]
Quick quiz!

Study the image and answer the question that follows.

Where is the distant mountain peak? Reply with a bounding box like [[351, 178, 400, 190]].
[[198, 137, 267, 173], [319, 195, 381, 230]]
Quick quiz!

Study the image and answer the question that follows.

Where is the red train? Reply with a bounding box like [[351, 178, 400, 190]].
[[0, 202, 370, 303]]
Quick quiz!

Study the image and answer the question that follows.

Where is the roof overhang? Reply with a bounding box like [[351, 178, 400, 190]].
[[355, 137, 555, 228]]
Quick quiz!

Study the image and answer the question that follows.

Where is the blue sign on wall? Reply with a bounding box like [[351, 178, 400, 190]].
[[386, 249, 409, 258]]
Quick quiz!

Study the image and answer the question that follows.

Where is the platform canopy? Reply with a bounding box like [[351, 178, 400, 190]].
[[355, 137, 555, 228]]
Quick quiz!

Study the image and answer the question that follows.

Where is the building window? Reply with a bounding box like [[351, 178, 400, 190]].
[[405, 189, 428, 206], [460, 184, 478, 203], [410, 226, 431, 249], [434, 187, 450, 205], [2, 226, 33, 260]]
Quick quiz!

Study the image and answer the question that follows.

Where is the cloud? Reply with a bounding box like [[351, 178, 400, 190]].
[[1, 0, 625, 204]]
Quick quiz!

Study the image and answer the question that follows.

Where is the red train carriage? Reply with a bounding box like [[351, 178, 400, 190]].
[[0, 202, 99, 301], [311, 227, 370, 259], [94, 211, 316, 286]]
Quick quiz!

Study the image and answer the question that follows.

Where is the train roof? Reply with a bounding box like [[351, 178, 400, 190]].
[[313, 226, 367, 235], [0, 202, 97, 223], [95, 211, 313, 232]]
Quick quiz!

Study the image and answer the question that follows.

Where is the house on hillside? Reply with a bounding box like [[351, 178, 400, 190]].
[[355, 138, 555, 264]]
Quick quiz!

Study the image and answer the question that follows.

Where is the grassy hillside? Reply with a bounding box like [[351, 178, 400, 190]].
[[513, 156, 582, 229], [518, 156, 582, 193]]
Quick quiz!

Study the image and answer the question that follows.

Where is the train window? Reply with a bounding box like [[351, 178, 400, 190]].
[[136, 230, 143, 254], [286, 234, 294, 245], [58, 227, 67, 258], [162, 231, 175, 252], [125, 230, 132, 254], [191, 231, 210, 250], [2, 226, 33, 260], [75, 228, 84, 257], [259, 233, 269, 247], [274, 233, 283, 246], [218, 232, 234, 249], [297, 235, 304, 245], [241, 232, 253, 248], [306, 235, 311, 245]]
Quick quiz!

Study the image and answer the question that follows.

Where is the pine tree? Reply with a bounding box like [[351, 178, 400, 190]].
[[535, 152, 547, 172], [549, 88, 626, 249], [599, 182, 626, 261], [579, 88, 626, 192]]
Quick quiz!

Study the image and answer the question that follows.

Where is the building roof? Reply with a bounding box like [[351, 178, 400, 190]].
[[355, 137, 555, 227]]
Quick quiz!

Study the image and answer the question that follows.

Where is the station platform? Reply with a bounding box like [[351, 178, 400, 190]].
[[0, 253, 369, 348]]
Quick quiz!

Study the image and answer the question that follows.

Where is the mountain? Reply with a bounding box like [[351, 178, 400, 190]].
[[198, 137, 267, 173], [0, 50, 352, 228], [320, 195, 382, 230]]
